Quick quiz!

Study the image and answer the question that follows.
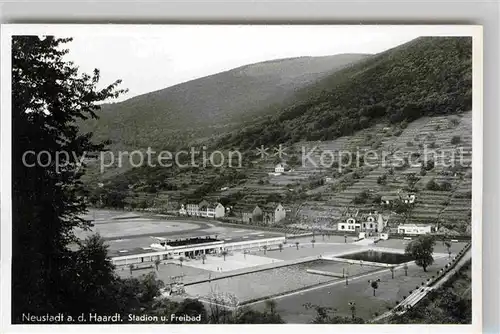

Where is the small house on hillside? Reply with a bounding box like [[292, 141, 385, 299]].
[[381, 191, 416, 206], [399, 192, 416, 204], [337, 210, 388, 233], [275, 163, 285, 173], [381, 194, 399, 206]]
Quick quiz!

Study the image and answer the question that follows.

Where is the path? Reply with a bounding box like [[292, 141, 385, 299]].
[[372, 247, 472, 322]]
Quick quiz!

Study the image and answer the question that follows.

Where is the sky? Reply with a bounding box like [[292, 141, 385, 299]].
[[61, 25, 430, 102]]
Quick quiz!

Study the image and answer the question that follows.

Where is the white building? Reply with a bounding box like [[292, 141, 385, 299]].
[[274, 163, 285, 173], [337, 212, 387, 233], [401, 193, 416, 204], [186, 200, 209, 216], [397, 224, 432, 235], [337, 216, 361, 232]]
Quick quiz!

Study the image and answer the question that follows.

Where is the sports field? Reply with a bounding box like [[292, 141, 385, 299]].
[[77, 209, 283, 257]]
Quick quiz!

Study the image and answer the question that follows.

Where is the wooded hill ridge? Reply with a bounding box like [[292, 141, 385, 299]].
[[79, 54, 369, 151], [218, 36, 472, 150]]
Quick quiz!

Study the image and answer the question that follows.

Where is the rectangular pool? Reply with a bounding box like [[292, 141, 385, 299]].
[[338, 250, 413, 264]]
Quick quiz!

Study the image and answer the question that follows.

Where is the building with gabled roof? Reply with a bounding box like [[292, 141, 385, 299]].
[[260, 202, 286, 224], [337, 209, 388, 234], [274, 163, 285, 173]]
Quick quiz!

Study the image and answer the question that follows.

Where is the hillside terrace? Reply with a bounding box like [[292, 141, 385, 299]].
[[117, 112, 471, 235]]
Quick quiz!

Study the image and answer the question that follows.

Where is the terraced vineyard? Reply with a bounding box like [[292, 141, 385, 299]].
[[286, 111, 472, 233], [117, 111, 472, 236]]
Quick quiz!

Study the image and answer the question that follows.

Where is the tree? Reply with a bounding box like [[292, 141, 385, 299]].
[[170, 299, 207, 324], [278, 244, 283, 252], [405, 235, 436, 272], [451, 135, 461, 145], [295, 241, 300, 250], [67, 234, 122, 315], [11, 36, 126, 322], [348, 302, 356, 320], [264, 299, 277, 315], [370, 280, 379, 296], [445, 241, 452, 258], [406, 173, 420, 191], [287, 155, 300, 169], [426, 179, 439, 191], [303, 303, 365, 324], [353, 190, 370, 204], [154, 258, 161, 271], [233, 307, 285, 324]]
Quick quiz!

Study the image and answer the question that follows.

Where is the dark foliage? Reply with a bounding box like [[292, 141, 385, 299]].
[[11, 36, 126, 322], [405, 235, 436, 272]]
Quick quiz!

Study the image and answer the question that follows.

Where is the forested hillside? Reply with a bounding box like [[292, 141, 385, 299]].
[[219, 37, 472, 149], [79, 54, 368, 150]]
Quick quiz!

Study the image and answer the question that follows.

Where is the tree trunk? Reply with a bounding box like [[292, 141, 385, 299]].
[[373, 289, 376, 296]]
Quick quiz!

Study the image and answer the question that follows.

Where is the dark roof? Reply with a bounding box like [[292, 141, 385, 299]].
[[260, 202, 282, 211], [208, 202, 222, 209], [233, 203, 259, 213]]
